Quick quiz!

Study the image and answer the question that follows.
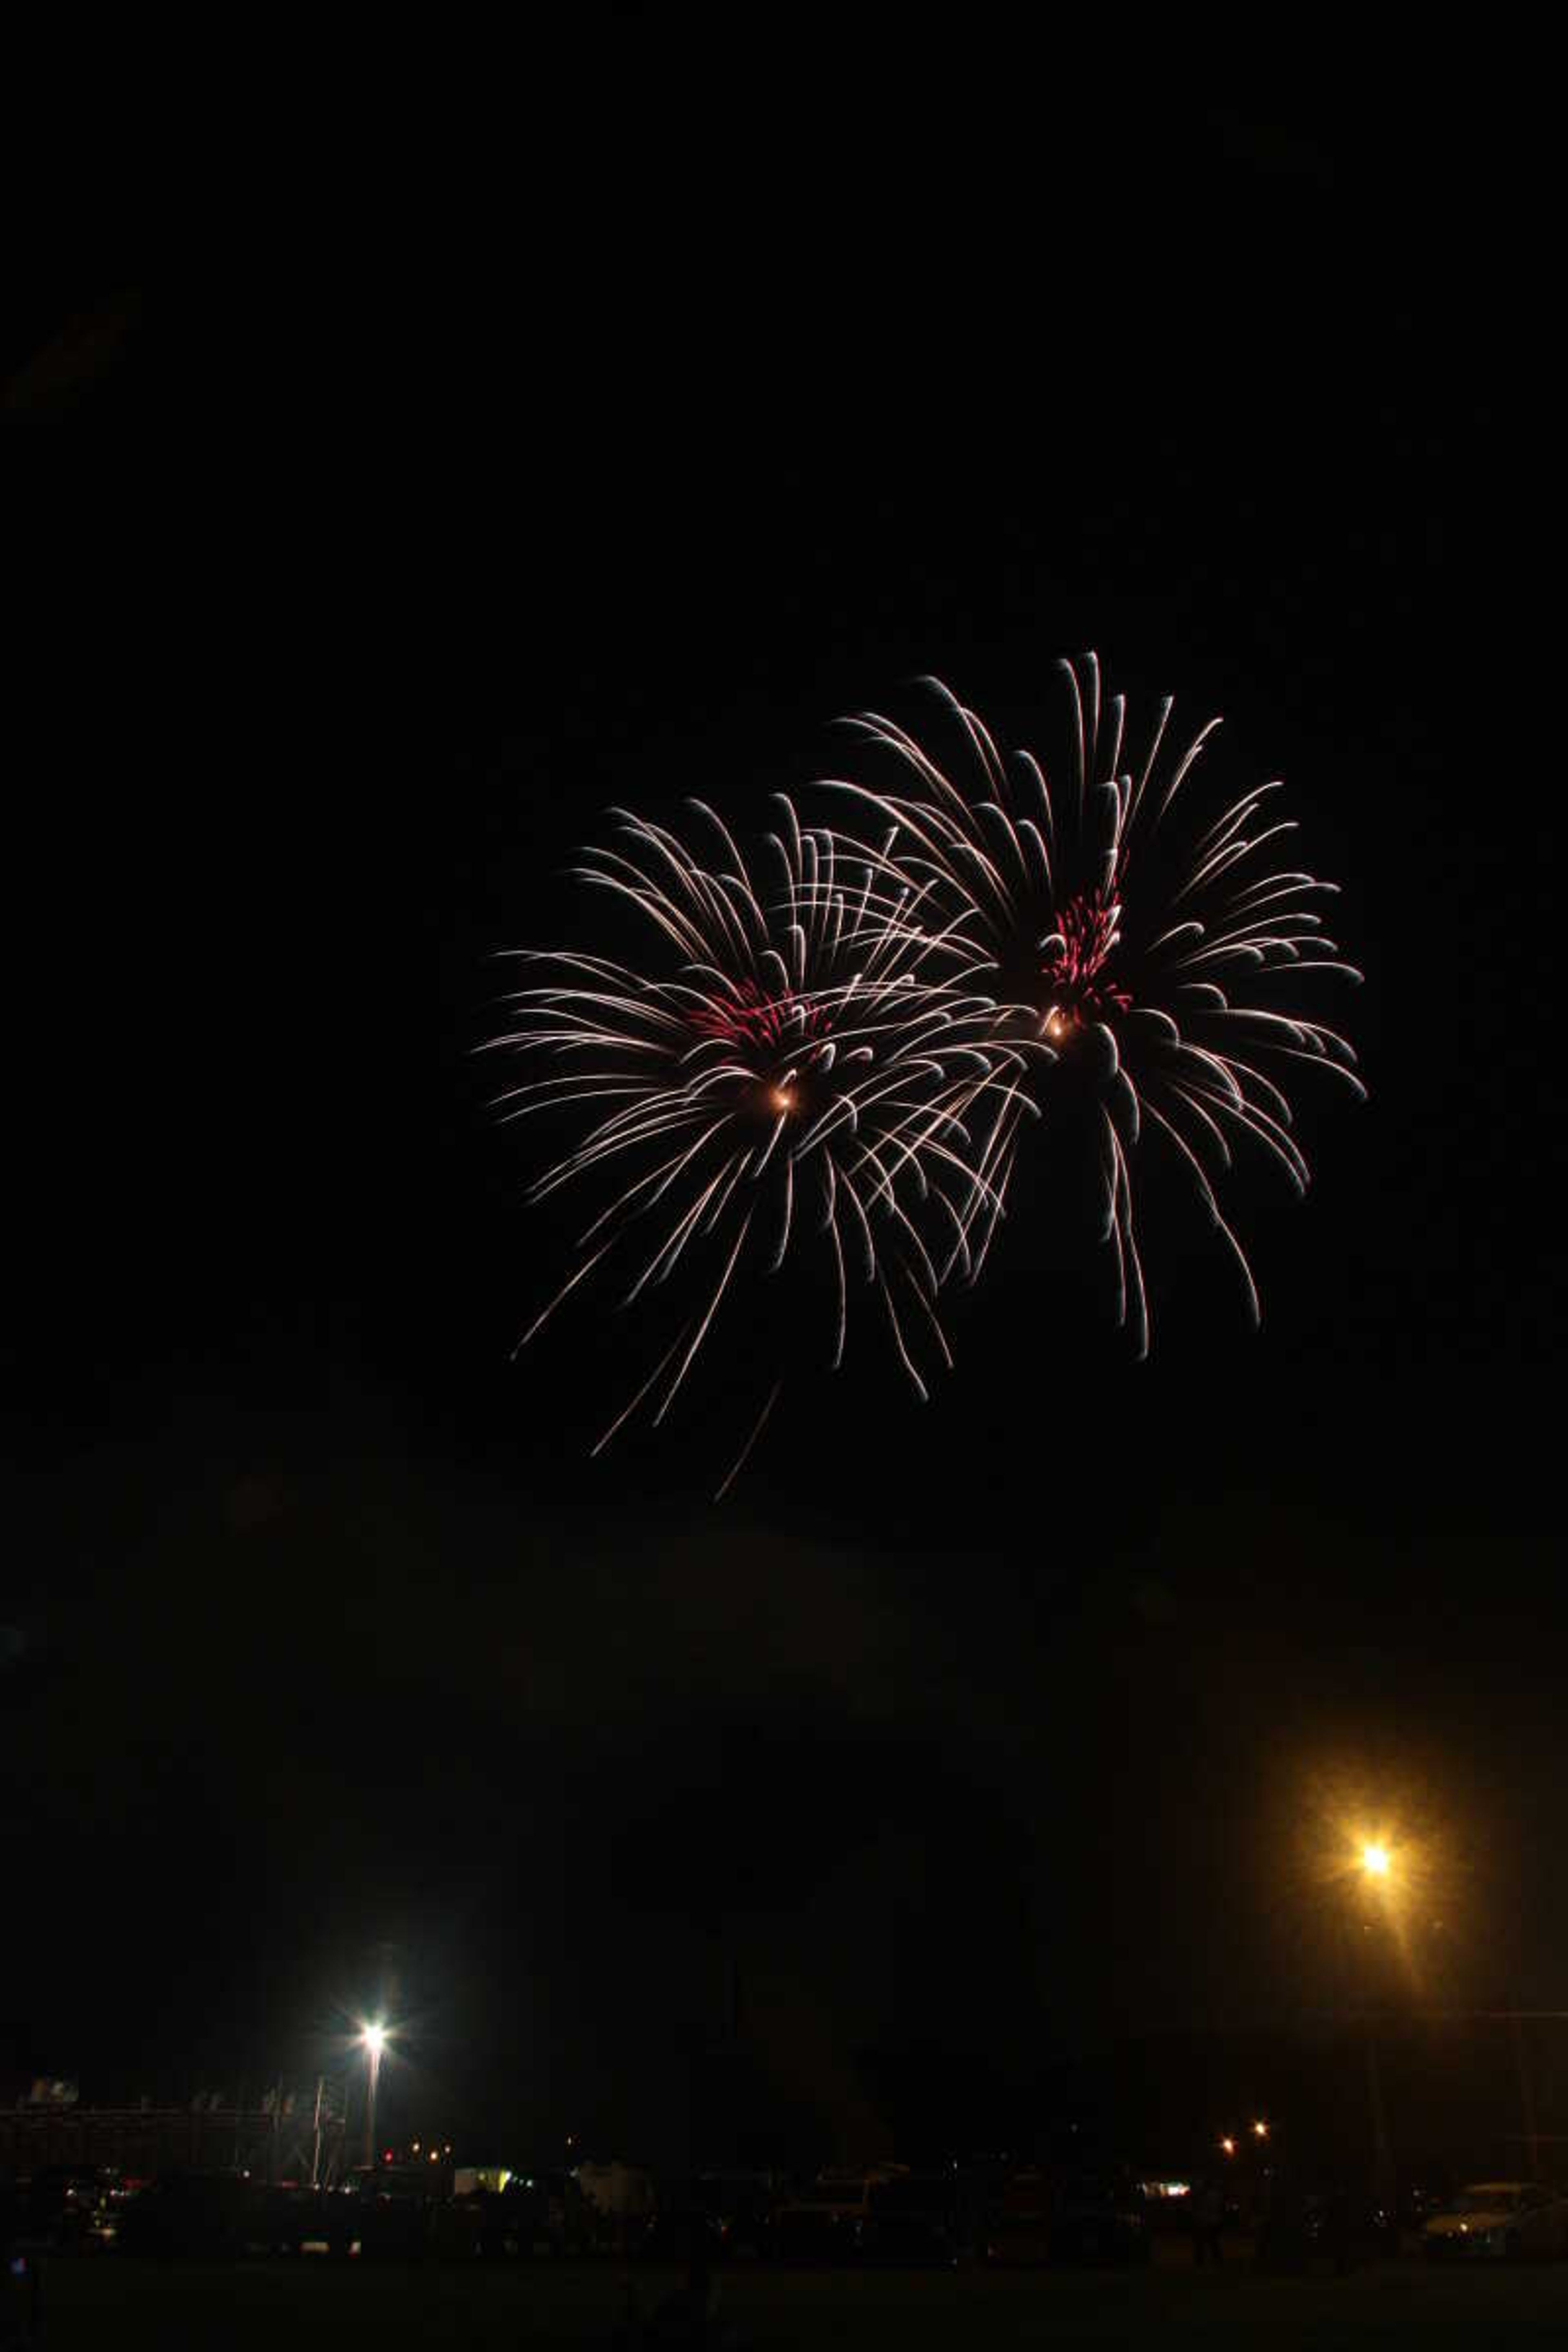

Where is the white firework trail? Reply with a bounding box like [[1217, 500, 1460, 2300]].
[[816, 654, 1364, 1350], [484, 800, 1041, 1488]]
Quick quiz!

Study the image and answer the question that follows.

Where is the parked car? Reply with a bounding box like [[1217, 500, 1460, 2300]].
[[1049, 2172, 1149, 2265], [695, 2172, 777, 2260], [773, 2171, 886, 2261], [115, 2172, 251, 2260], [341, 2165, 437, 2260], [427, 2196, 486, 2261], [1292, 2186, 1397, 2267], [1423, 2182, 1568, 2261], [455, 2176, 553, 2259], [1398, 2174, 1453, 2236], [985, 2168, 1147, 2266], [858, 2174, 960, 2266], [239, 2184, 354, 2257], [984, 2168, 1054, 2265], [533, 2169, 593, 2256], [19, 2169, 123, 2252]]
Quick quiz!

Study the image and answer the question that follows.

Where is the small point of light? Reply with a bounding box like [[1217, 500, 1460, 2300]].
[[1252, 2121, 1268, 2140], [1361, 1842, 1391, 1879], [361, 2022, 388, 2058], [769, 1085, 795, 1114], [1220, 2137, 1236, 2157]]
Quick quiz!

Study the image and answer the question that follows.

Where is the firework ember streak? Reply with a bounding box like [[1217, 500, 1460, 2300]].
[[818, 655, 1363, 1354], [484, 800, 1039, 1491]]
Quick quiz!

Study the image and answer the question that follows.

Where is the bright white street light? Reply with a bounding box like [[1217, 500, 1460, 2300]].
[[359, 2021, 390, 2165]]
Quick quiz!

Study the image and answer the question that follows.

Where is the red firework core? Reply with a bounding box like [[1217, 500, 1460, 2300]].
[[1041, 892, 1132, 1023], [688, 980, 831, 1052]]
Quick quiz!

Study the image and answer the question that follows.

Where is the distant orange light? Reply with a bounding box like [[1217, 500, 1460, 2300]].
[[769, 1085, 795, 1114], [1252, 2120, 1268, 2140], [1361, 1842, 1391, 1879], [1220, 2136, 1236, 2157]]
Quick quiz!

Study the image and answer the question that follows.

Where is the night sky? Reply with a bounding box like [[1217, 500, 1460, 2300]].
[[4, 76, 1550, 2170]]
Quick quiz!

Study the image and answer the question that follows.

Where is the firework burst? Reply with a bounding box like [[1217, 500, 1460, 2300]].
[[820, 655, 1364, 1350], [485, 800, 1035, 1491]]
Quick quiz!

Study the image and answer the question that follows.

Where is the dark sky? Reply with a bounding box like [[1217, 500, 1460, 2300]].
[[4, 73, 1552, 2166]]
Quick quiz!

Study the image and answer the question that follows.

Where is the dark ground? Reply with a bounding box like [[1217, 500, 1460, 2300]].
[[40, 2251, 1568, 2350]]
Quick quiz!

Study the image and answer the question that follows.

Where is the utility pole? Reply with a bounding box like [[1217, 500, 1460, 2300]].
[[364, 2035, 384, 2170], [310, 2076, 325, 2190], [1348, 1854, 1398, 2222]]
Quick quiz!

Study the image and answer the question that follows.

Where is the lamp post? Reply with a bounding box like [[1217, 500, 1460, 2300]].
[[1354, 1846, 1397, 2215], [360, 2023, 388, 2170]]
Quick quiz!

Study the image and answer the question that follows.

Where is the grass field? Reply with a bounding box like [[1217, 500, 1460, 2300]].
[[33, 2250, 1568, 2349]]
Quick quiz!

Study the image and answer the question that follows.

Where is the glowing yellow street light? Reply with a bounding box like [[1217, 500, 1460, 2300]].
[[1360, 1842, 1391, 1880]]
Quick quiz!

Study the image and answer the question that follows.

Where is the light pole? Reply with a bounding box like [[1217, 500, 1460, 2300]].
[[360, 2023, 388, 2171], [1354, 1846, 1397, 2214]]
